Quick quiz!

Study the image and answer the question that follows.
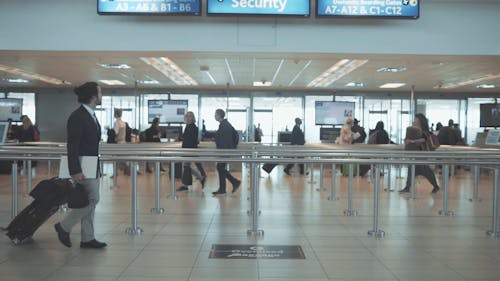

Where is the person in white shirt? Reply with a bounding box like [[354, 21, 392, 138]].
[[113, 108, 130, 175]]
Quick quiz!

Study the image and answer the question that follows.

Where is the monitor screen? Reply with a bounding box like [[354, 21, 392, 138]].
[[148, 100, 188, 124], [207, 0, 310, 16], [98, 0, 201, 15], [0, 98, 23, 122], [315, 101, 355, 125], [317, 0, 419, 18], [480, 103, 500, 128]]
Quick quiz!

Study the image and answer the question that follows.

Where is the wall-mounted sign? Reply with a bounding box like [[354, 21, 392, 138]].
[[98, 0, 201, 15], [317, 0, 419, 18], [207, 0, 310, 16]]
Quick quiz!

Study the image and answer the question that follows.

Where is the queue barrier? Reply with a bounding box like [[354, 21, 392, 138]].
[[1, 143, 499, 238]]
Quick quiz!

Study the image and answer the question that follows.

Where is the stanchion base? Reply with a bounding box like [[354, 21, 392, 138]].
[[438, 210, 455, 216], [247, 229, 264, 236], [469, 198, 483, 202], [166, 194, 178, 200], [327, 196, 339, 201], [486, 230, 500, 237], [150, 208, 165, 214], [343, 209, 358, 216], [125, 227, 143, 235], [58, 206, 68, 213], [367, 230, 385, 238], [384, 188, 395, 192]]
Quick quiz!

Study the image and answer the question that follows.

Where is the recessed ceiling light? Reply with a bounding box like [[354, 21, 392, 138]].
[[308, 59, 368, 88], [476, 84, 496, 89], [377, 67, 407, 73], [253, 81, 272, 87], [98, 63, 131, 69], [141, 57, 198, 86], [5, 78, 29, 83], [345, 82, 364, 87], [138, 80, 159, 85], [379, 83, 406, 89], [99, 80, 126, 86]]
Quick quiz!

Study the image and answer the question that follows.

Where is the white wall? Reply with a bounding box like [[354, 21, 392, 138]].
[[0, 0, 499, 55]]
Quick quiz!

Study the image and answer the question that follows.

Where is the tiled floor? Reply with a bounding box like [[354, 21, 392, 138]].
[[0, 162, 499, 281]]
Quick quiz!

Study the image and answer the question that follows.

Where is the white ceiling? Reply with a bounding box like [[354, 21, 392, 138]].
[[0, 51, 499, 95]]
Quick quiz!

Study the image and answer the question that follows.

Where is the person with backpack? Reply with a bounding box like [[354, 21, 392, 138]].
[[284, 117, 306, 176], [399, 113, 440, 194], [212, 109, 241, 196]]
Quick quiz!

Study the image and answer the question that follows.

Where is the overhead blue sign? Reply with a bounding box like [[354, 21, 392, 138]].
[[207, 0, 310, 16], [98, 0, 201, 15], [317, 0, 419, 18]]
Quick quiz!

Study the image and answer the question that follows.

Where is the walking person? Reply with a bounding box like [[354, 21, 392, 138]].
[[113, 108, 130, 175], [284, 117, 306, 176], [54, 82, 107, 249], [177, 111, 207, 191], [399, 113, 440, 194], [212, 109, 241, 196]]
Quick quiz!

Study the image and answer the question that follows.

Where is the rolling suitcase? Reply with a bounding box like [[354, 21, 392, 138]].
[[4, 178, 71, 245]]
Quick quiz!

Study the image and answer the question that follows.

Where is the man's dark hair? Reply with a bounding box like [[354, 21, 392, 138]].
[[215, 109, 225, 119], [74, 82, 99, 104], [448, 119, 454, 127]]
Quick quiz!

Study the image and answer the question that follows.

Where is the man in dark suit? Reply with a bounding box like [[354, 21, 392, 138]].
[[284, 117, 306, 175], [212, 109, 241, 196], [54, 82, 107, 249]]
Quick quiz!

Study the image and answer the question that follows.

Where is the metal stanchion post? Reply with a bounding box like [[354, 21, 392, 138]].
[[368, 165, 385, 238], [344, 163, 358, 216], [439, 165, 454, 216], [111, 161, 118, 189], [26, 160, 32, 195], [47, 160, 52, 177], [486, 168, 500, 237], [308, 163, 316, 184], [409, 164, 416, 200], [11, 162, 18, 219], [166, 161, 178, 200], [470, 165, 481, 202], [387, 164, 392, 191], [151, 162, 165, 214], [248, 150, 264, 236], [125, 163, 143, 235], [317, 164, 324, 191], [328, 163, 339, 201]]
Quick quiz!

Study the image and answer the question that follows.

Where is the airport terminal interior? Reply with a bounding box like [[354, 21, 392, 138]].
[[1, 0, 500, 280]]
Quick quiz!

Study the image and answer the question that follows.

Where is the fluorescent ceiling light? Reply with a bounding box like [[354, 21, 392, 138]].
[[346, 82, 364, 87], [140, 57, 197, 86], [437, 74, 500, 89], [5, 78, 29, 83], [476, 84, 496, 89], [98, 63, 131, 69], [0, 63, 69, 85], [308, 59, 368, 88], [377, 67, 407, 73], [379, 83, 406, 89], [253, 81, 272, 87], [138, 79, 159, 85], [99, 79, 126, 86]]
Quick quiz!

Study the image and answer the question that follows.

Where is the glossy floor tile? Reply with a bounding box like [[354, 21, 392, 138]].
[[0, 162, 499, 281]]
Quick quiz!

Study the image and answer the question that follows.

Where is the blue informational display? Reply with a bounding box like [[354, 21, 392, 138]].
[[97, 0, 201, 15], [148, 100, 188, 124], [207, 0, 310, 16], [317, 0, 419, 18], [315, 101, 355, 125]]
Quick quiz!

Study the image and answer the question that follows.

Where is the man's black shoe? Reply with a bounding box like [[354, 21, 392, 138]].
[[54, 223, 71, 248], [177, 186, 189, 192], [200, 177, 206, 189], [398, 187, 410, 193], [431, 186, 440, 194], [80, 239, 107, 249], [232, 180, 241, 194], [283, 169, 291, 176], [212, 190, 226, 196]]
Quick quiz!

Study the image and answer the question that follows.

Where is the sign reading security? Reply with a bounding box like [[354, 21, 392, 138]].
[[317, 0, 419, 18], [98, 0, 201, 15], [207, 0, 310, 16]]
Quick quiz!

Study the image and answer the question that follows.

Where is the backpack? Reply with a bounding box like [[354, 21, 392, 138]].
[[232, 128, 239, 148], [125, 122, 132, 143], [425, 132, 440, 151], [368, 130, 378, 144], [107, 129, 116, 144]]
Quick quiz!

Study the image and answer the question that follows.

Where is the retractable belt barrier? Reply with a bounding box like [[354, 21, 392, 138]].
[[1, 142, 499, 238]]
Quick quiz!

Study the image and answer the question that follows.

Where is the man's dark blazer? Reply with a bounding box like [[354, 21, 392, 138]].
[[67, 105, 101, 176], [290, 125, 305, 145]]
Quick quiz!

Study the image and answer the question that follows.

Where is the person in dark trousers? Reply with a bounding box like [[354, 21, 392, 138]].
[[284, 117, 306, 175], [399, 113, 440, 194], [54, 82, 107, 249], [177, 111, 207, 191], [145, 117, 165, 173], [351, 118, 367, 144], [212, 109, 241, 196]]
